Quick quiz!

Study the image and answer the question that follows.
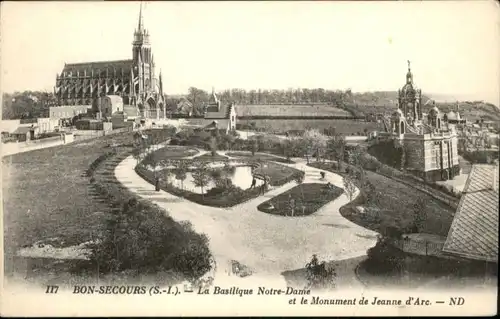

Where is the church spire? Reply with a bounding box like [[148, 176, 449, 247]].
[[137, 1, 144, 33]]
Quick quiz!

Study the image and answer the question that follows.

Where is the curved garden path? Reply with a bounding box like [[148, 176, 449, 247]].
[[115, 147, 378, 287]]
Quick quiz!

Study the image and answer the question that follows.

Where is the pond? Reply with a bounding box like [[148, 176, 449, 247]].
[[146, 162, 266, 194], [173, 165, 265, 194]]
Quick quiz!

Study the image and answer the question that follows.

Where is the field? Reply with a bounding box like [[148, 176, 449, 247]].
[[309, 163, 455, 236], [235, 104, 351, 117], [239, 119, 381, 135], [257, 183, 344, 217]]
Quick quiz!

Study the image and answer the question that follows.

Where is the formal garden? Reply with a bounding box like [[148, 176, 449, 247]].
[[135, 145, 305, 207], [258, 182, 343, 217]]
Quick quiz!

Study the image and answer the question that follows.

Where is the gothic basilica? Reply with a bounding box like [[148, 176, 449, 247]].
[[54, 4, 165, 119]]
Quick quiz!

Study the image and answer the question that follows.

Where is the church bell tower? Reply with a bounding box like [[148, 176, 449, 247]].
[[132, 2, 155, 98]]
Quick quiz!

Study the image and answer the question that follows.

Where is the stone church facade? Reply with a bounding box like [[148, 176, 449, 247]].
[[378, 62, 460, 182], [54, 4, 165, 119]]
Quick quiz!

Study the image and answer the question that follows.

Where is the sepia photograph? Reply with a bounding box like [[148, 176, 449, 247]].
[[1, 0, 498, 316]]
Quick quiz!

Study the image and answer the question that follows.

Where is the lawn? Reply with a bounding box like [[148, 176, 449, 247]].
[[141, 146, 199, 165], [226, 151, 294, 164], [238, 119, 381, 135], [257, 183, 343, 217], [308, 162, 455, 237], [236, 104, 351, 117], [193, 152, 229, 161], [2, 129, 173, 275]]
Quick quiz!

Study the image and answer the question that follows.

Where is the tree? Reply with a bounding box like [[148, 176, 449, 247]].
[[400, 146, 407, 172], [209, 136, 218, 156], [251, 139, 258, 156], [412, 198, 427, 232], [175, 161, 188, 190], [192, 161, 211, 198], [328, 134, 346, 171], [132, 145, 142, 166], [343, 174, 357, 201], [295, 172, 305, 200], [303, 129, 328, 162], [163, 162, 173, 185], [305, 254, 336, 290]]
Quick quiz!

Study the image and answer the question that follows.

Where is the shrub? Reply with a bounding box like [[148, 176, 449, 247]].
[[305, 255, 336, 290], [87, 149, 213, 282], [365, 236, 405, 274]]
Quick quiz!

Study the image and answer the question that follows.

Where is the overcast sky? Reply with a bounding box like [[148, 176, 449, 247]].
[[1, 1, 499, 105]]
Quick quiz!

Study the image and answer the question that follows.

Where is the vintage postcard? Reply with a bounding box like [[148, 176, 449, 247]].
[[1, 0, 498, 316]]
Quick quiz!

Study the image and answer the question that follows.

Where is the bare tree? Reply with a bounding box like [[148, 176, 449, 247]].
[[343, 175, 357, 201]]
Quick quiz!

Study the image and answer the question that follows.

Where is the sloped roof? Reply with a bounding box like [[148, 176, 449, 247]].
[[205, 103, 234, 119], [62, 60, 133, 77], [442, 164, 499, 262], [204, 119, 230, 131], [105, 95, 123, 104], [12, 126, 36, 134]]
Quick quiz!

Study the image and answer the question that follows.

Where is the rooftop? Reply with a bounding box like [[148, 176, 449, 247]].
[[442, 164, 499, 263]]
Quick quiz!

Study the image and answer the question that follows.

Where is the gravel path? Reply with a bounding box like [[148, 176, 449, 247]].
[[115, 147, 378, 286]]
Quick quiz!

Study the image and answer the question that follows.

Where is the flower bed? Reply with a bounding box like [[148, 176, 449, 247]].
[[257, 183, 343, 217]]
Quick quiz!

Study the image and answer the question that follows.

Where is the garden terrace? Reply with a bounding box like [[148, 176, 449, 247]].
[[308, 162, 455, 237], [257, 183, 343, 217]]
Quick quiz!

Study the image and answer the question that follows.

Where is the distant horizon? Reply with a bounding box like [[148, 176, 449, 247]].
[[1, 1, 498, 107]]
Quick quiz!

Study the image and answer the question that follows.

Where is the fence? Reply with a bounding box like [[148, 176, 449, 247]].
[[389, 237, 446, 258]]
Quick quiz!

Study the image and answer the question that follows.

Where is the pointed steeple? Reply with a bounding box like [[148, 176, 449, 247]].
[[137, 1, 144, 33]]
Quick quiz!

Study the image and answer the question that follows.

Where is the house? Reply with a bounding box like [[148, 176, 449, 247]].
[[203, 88, 237, 133], [36, 118, 60, 133], [442, 164, 499, 263], [49, 105, 90, 120], [11, 125, 39, 142], [99, 95, 124, 118]]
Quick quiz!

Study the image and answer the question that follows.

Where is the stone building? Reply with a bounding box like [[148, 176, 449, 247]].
[[53, 3, 165, 120], [378, 62, 460, 182], [203, 88, 237, 133]]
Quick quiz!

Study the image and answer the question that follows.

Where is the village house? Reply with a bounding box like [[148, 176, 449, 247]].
[[203, 88, 237, 134]]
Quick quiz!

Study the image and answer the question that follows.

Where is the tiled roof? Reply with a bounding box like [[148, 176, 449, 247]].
[[205, 103, 234, 119], [442, 164, 499, 262]]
